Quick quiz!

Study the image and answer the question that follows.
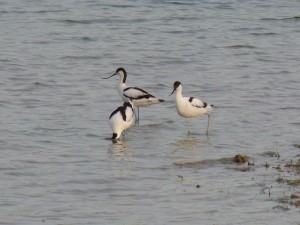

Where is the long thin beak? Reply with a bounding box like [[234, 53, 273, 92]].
[[102, 73, 116, 79], [170, 88, 176, 96]]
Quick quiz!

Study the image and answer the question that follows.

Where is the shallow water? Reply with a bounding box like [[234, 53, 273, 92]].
[[1, 0, 300, 224]]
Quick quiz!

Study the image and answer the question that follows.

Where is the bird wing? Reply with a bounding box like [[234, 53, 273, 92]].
[[123, 87, 154, 99], [109, 106, 126, 120], [188, 97, 207, 108], [124, 103, 134, 122]]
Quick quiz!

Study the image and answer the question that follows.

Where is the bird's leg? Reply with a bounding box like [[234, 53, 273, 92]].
[[186, 118, 191, 134], [137, 107, 140, 125], [206, 114, 211, 136], [134, 107, 138, 125]]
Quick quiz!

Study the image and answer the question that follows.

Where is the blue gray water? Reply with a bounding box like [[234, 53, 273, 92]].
[[1, 1, 300, 224]]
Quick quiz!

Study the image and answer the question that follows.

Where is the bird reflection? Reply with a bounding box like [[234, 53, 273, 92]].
[[109, 140, 132, 156], [171, 138, 201, 150], [169, 136, 212, 157]]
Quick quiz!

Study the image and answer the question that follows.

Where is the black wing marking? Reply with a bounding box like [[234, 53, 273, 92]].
[[124, 93, 155, 100], [192, 102, 207, 108], [123, 102, 133, 110], [189, 97, 208, 109], [110, 106, 126, 121], [124, 86, 149, 95]]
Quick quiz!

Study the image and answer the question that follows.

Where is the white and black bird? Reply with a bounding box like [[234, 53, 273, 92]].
[[171, 81, 214, 135], [103, 68, 165, 123], [109, 101, 134, 141]]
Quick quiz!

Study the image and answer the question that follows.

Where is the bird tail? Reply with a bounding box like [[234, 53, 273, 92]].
[[206, 104, 214, 113], [159, 99, 165, 102]]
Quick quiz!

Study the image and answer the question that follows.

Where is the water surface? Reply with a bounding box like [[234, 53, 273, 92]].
[[1, 1, 300, 224]]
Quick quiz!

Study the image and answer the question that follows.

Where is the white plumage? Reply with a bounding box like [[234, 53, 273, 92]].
[[171, 81, 214, 135], [109, 101, 134, 141]]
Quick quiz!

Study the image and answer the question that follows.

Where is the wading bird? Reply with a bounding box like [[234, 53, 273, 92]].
[[171, 81, 214, 135], [109, 101, 134, 141], [103, 68, 164, 124]]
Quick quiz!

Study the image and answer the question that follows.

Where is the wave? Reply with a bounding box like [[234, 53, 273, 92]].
[[60, 55, 103, 60], [167, 1, 197, 5], [251, 32, 279, 36], [0, 9, 67, 14], [225, 45, 256, 49], [81, 37, 96, 41], [261, 16, 300, 21], [55, 18, 146, 25], [57, 19, 105, 24], [103, 4, 135, 8]]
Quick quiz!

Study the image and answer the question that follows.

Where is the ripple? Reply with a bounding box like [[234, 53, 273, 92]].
[[17, 160, 57, 165], [101, 4, 136, 8], [0, 9, 68, 14], [261, 16, 300, 21], [225, 45, 257, 49], [60, 55, 103, 60], [56, 19, 106, 24], [167, 1, 197, 5], [250, 32, 279, 36], [54, 18, 146, 25], [81, 36, 96, 42]]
